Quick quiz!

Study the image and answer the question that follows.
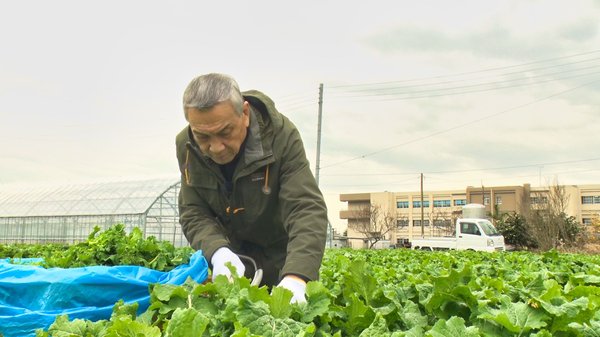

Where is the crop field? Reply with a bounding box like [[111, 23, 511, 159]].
[[2, 227, 600, 336]]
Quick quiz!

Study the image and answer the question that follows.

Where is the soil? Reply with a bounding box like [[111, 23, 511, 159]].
[[557, 242, 600, 255]]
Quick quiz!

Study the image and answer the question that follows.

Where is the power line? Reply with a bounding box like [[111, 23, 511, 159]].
[[321, 166, 600, 190], [319, 77, 600, 170], [279, 100, 318, 112], [326, 49, 600, 89], [325, 68, 600, 101], [321, 157, 600, 176], [329, 57, 600, 96]]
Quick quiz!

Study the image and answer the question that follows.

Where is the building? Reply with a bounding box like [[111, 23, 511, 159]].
[[340, 183, 600, 249], [0, 178, 188, 246]]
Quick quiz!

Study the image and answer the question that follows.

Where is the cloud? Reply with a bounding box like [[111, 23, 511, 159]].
[[558, 18, 599, 41], [363, 17, 599, 62]]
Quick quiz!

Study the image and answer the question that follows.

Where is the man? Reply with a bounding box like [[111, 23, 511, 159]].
[[176, 73, 328, 303]]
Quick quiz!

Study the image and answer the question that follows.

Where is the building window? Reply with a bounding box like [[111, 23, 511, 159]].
[[595, 196, 600, 204], [483, 196, 490, 205], [433, 219, 451, 228], [582, 196, 594, 204], [532, 196, 548, 204], [413, 200, 430, 208], [495, 196, 502, 205], [397, 219, 409, 228], [433, 200, 451, 207], [396, 201, 409, 208], [413, 220, 430, 227], [454, 199, 466, 206], [582, 218, 593, 225]]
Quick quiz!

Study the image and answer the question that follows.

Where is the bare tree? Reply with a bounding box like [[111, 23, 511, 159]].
[[431, 209, 453, 237], [349, 204, 396, 249], [525, 178, 583, 250], [589, 217, 600, 244], [527, 187, 557, 250]]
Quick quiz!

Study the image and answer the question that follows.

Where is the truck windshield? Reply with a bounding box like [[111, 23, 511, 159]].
[[477, 220, 501, 236]]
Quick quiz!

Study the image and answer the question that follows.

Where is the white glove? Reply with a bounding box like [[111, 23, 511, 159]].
[[277, 275, 307, 304], [210, 247, 245, 281]]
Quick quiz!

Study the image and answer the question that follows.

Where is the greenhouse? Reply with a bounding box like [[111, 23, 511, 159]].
[[0, 177, 188, 246]]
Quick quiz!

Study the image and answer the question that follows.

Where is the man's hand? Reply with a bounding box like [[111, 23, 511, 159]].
[[210, 247, 245, 281], [277, 275, 307, 303]]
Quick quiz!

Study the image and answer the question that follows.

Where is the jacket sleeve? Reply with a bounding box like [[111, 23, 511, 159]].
[[178, 181, 230, 262], [277, 121, 328, 281], [176, 131, 230, 263]]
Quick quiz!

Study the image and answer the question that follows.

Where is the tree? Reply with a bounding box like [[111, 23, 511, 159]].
[[525, 179, 585, 250], [349, 204, 396, 249], [431, 209, 453, 237], [588, 217, 600, 244], [496, 212, 535, 248]]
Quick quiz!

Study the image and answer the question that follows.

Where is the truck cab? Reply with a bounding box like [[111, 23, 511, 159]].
[[456, 218, 505, 251]]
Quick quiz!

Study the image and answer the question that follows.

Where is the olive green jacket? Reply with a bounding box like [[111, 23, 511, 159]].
[[176, 90, 328, 284]]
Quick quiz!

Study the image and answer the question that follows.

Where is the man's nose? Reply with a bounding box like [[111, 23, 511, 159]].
[[209, 140, 225, 153]]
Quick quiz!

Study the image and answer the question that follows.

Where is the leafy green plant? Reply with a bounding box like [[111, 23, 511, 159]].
[[0, 224, 193, 272], [37, 248, 600, 336]]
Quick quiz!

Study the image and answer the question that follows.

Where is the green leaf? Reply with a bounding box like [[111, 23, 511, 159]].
[[231, 323, 256, 337], [570, 273, 600, 286], [300, 281, 332, 323], [247, 283, 272, 303], [344, 259, 379, 305], [568, 318, 600, 337], [478, 300, 548, 333], [247, 316, 307, 337], [358, 313, 390, 337], [44, 315, 108, 337], [105, 315, 161, 337], [390, 327, 425, 337], [270, 286, 293, 318], [45, 316, 90, 337], [425, 316, 480, 337], [341, 293, 375, 335], [399, 300, 429, 330], [110, 300, 138, 320], [230, 296, 309, 337], [151, 283, 189, 302], [165, 308, 209, 337], [421, 284, 476, 320]]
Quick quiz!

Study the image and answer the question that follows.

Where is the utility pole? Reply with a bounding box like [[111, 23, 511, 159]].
[[420, 173, 424, 236], [481, 183, 485, 205], [314, 83, 331, 248], [315, 83, 324, 185]]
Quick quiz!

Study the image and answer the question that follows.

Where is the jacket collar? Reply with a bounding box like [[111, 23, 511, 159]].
[[243, 105, 273, 164]]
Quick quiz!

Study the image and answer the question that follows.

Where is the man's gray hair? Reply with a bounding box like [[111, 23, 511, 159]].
[[183, 73, 244, 118]]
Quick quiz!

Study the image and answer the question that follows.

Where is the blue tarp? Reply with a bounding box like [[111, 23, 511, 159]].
[[0, 251, 208, 337]]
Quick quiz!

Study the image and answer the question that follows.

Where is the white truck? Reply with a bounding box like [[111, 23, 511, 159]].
[[410, 204, 506, 252]]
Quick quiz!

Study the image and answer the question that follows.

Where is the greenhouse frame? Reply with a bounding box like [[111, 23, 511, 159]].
[[0, 178, 189, 246]]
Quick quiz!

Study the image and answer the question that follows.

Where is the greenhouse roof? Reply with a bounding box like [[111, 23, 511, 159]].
[[0, 177, 180, 217]]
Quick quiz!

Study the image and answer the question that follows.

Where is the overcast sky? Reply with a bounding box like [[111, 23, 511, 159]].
[[1, 0, 600, 231]]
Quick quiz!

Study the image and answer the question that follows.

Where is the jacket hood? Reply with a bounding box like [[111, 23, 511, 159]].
[[242, 90, 284, 131]]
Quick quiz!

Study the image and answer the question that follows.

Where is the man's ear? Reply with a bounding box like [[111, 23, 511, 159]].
[[242, 101, 250, 127]]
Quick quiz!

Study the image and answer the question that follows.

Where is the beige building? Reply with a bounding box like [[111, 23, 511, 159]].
[[340, 184, 600, 249]]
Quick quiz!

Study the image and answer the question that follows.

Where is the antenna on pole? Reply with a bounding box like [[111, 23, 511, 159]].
[[315, 83, 324, 185]]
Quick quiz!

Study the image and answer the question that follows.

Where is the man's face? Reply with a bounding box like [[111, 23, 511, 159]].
[[186, 101, 250, 165]]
